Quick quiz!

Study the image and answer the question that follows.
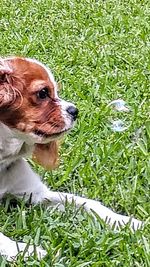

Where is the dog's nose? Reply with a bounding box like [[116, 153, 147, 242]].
[[66, 106, 79, 120]]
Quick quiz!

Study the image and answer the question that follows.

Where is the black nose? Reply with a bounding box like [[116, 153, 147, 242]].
[[66, 106, 79, 120]]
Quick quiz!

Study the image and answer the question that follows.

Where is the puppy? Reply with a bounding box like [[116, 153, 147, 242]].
[[0, 57, 142, 261]]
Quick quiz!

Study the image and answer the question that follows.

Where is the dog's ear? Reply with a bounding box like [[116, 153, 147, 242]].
[[0, 59, 14, 107], [32, 141, 59, 170]]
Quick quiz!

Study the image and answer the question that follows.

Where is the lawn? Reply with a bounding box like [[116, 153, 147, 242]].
[[0, 0, 150, 266]]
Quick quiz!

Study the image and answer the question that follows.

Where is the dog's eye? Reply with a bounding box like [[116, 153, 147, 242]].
[[37, 87, 49, 99]]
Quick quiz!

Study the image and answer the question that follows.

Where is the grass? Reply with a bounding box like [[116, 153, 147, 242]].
[[0, 0, 150, 266]]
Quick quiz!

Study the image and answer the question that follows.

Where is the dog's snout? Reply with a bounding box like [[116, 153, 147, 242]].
[[66, 106, 78, 120]]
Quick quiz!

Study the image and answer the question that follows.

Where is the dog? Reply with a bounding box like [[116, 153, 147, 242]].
[[0, 57, 142, 261]]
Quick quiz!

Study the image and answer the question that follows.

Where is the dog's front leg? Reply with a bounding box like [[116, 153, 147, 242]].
[[6, 159, 142, 231], [39, 187, 143, 231]]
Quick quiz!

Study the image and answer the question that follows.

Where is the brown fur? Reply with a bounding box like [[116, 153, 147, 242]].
[[33, 141, 59, 170]]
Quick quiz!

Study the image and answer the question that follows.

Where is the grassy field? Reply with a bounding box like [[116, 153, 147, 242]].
[[0, 0, 150, 266]]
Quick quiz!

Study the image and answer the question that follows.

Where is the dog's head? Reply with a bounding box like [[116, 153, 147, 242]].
[[0, 57, 78, 168]]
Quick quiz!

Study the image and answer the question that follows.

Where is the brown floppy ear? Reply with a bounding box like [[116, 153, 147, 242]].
[[32, 141, 59, 170], [0, 58, 14, 107]]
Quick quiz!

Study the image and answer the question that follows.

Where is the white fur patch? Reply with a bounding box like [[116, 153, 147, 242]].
[[0, 233, 46, 261]]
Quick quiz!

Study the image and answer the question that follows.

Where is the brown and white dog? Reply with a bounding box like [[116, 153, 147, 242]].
[[0, 57, 142, 261]]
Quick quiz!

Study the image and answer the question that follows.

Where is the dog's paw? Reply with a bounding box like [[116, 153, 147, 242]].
[[0, 233, 46, 261], [106, 214, 143, 231], [88, 200, 143, 231], [117, 215, 143, 231]]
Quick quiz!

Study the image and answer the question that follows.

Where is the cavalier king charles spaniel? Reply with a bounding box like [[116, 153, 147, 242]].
[[0, 57, 142, 261]]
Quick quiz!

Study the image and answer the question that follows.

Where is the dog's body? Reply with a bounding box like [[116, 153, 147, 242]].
[[0, 57, 142, 261]]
